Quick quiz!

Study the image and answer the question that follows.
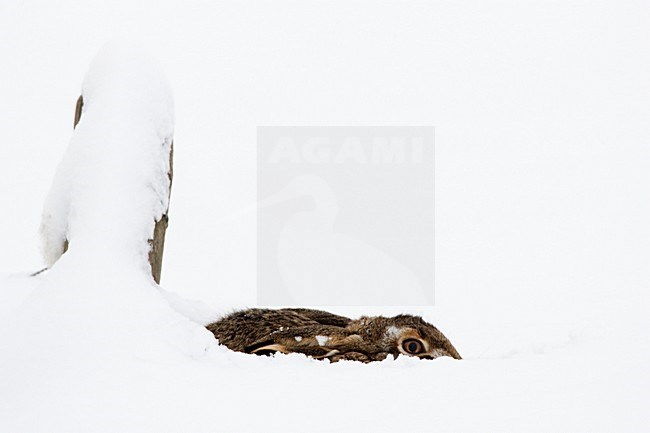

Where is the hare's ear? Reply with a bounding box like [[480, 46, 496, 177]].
[[244, 333, 321, 355], [247, 342, 291, 356], [248, 340, 339, 359], [244, 326, 348, 359], [245, 339, 327, 357]]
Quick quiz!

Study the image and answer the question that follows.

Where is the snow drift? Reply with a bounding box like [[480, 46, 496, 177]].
[[0, 43, 220, 431]]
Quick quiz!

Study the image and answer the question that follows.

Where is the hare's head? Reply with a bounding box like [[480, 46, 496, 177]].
[[347, 315, 462, 360]]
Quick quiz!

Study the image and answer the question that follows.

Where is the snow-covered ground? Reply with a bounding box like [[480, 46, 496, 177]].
[[1, 1, 649, 432]]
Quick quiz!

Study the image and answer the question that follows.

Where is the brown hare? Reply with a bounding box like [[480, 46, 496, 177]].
[[207, 308, 461, 363]]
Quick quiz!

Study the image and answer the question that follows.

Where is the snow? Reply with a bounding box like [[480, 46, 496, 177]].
[[384, 325, 400, 340], [40, 41, 174, 271], [1, 1, 650, 432], [0, 43, 225, 431], [315, 335, 329, 346]]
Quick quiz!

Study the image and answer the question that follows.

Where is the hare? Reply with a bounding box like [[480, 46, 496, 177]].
[[207, 308, 461, 363]]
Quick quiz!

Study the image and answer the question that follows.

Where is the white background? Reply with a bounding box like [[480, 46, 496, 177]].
[[2, 1, 648, 316], [0, 3, 649, 430]]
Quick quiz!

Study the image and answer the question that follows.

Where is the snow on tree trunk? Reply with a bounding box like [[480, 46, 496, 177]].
[[40, 42, 174, 282], [67, 93, 174, 284]]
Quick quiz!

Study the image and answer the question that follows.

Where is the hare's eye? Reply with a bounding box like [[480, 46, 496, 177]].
[[402, 339, 424, 354]]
